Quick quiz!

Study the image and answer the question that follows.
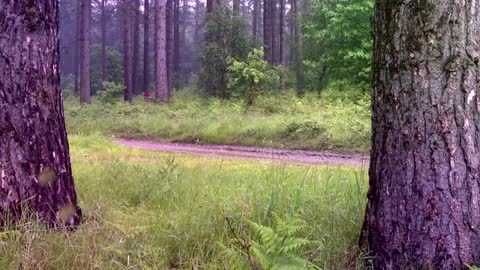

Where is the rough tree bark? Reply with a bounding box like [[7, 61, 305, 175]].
[[0, 0, 82, 227], [270, 0, 276, 65], [363, 0, 480, 268], [132, 0, 140, 94], [80, 0, 91, 104], [123, 0, 133, 102], [173, 0, 180, 91], [263, 0, 271, 63], [166, 0, 174, 92], [144, 0, 151, 97], [101, 0, 107, 82], [292, 0, 303, 95], [279, 0, 285, 89], [233, 0, 240, 16], [74, 0, 81, 93], [252, 0, 259, 39], [155, 0, 169, 102]]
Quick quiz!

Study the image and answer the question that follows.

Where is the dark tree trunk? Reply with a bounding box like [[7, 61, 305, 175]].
[[270, 0, 276, 65], [144, 0, 151, 97], [173, 0, 180, 91], [167, 0, 174, 92], [155, 0, 169, 102], [252, 0, 259, 39], [123, 0, 133, 102], [0, 0, 82, 227], [263, 0, 271, 63], [206, 0, 213, 14], [364, 0, 480, 268], [132, 0, 140, 94], [101, 0, 107, 82], [80, 0, 91, 104], [292, 0, 303, 94], [74, 0, 81, 94], [279, 0, 285, 89], [233, 0, 240, 16]]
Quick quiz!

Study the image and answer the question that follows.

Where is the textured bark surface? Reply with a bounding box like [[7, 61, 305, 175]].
[[0, 0, 82, 227], [101, 0, 106, 82], [132, 0, 140, 94], [263, 0, 271, 63], [144, 0, 151, 96], [74, 0, 81, 93], [166, 0, 174, 92], [252, 0, 258, 38], [80, 0, 91, 104], [292, 0, 303, 94], [123, 0, 133, 102], [365, 0, 480, 268], [155, 0, 168, 102]]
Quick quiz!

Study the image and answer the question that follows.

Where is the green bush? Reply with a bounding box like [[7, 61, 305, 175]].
[[97, 81, 124, 104], [228, 49, 280, 106]]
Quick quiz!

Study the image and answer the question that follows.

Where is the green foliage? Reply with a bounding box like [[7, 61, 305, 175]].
[[97, 81, 125, 104], [225, 213, 316, 270], [199, 10, 252, 98], [304, 0, 373, 87], [90, 45, 124, 94], [227, 49, 279, 106], [1, 134, 368, 269], [64, 90, 372, 153]]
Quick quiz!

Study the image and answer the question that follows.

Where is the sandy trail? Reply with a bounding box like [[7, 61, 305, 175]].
[[116, 138, 369, 167]]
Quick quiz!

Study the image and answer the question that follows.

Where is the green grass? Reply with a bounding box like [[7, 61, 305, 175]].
[[64, 90, 371, 153], [0, 135, 368, 269]]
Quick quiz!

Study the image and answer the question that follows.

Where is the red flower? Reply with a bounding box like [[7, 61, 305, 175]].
[[146, 92, 151, 97]]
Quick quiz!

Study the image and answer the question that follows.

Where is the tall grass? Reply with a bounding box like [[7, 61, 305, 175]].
[[64, 91, 371, 153], [0, 135, 368, 269]]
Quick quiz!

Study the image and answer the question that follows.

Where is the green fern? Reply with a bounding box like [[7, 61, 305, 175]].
[[225, 213, 319, 270]]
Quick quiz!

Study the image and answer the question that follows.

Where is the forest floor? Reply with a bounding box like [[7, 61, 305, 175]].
[[116, 138, 369, 167]]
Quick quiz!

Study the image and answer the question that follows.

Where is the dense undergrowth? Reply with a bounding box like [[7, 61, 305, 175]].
[[0, 135, 368, 269], [64, 90, 371, 153]]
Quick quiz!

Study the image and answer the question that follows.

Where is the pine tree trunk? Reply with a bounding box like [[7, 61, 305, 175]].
[[365, 0, 480, 268], [173, 0, 180, 91], [101, 0, 107, 82], [132, 0, 140, 94], [279, 0, 285, 90], [155, 0, 169, 102], [252, 0, 258, 39], [80, 0, 91, 104], [270, 0, 276, 65], [0, 0, 82, 227], [74, 0, 81, 94], [144, 0, 151, 97], [293, 0, 303, 95], [233, 0, 240, 16], [166, 0, 174, 92], [123, 0, 133, 102], [263, 0, 271, 63]]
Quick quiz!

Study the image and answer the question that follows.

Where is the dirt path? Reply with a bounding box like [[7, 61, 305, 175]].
[[116, 138, 369, 167]]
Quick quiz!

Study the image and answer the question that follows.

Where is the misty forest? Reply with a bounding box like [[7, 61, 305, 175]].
[[1, 0, 480, 269]]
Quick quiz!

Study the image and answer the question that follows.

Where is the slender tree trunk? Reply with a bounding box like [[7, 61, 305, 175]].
[[133, 0, 140, 94], [270, 0, 276, 64], [173, 0, 180, 91], [233, 0, 240, 16], [101, 0, 107, 82], [0, 0, 82, 227], [123, 0, 133, 102], [292, 0, 303, 94], [155, 0, 169, 102], [166, 0, 174, 92], [80, 0, 91, 104], [74, 0, 81, 94], [263, 0, 271, 63], [252, 0, 258, 39], [181, 0, 188, 83], [363, 0, 480, 268], [144, 0, 151, 97], [279, 0, 285, 89]]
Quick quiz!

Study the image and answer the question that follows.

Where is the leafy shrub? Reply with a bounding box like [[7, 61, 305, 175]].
[[284, 120, 326, 139], [97, 82, 124, 104], [227, 49, 279, 106]]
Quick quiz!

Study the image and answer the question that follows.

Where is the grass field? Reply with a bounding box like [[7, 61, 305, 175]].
[[0, 135, 368, 269], [64, 91, 371, 153]]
